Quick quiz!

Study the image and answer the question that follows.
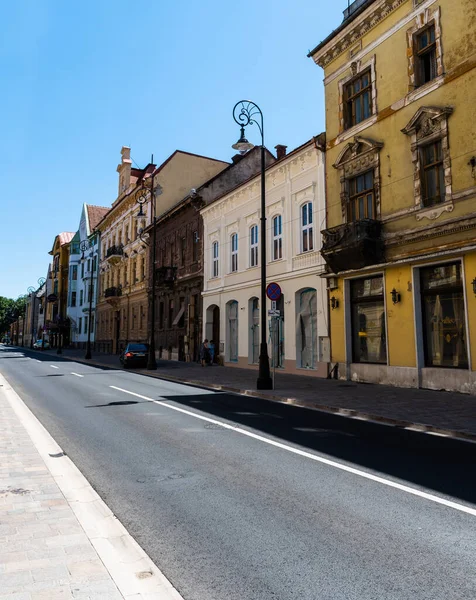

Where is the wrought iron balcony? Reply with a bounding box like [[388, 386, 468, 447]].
[[321, 219, 384, 273], [105, 244, 123, 264], [104, 286, 122, 298], [156, 266, 177, 286]]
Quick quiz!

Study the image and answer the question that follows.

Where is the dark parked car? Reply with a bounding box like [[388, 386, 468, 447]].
[[119, 343, 150, 368]]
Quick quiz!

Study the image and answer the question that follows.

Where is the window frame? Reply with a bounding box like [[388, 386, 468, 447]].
[[272, 215, 283, 261], [414, 23, 437, 87], [230, 233, 238, 273], [250, 225, 259, 267], [212, 241, 219, 278], [420, 140, 445, 207], [347, 170, 375, 221], [301, 202, 314, 253], [344, 68, 372, 130]]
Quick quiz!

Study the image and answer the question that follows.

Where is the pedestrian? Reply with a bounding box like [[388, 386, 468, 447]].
[[208, 340, 215, 366], [200, 339, 210, 367]]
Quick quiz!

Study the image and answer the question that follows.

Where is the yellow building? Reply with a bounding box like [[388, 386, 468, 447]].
[[47, 232, 75, 348], [309, 0, 476, 392]]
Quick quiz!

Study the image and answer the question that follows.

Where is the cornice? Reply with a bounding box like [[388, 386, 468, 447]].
[[312, 0, 407, 68]]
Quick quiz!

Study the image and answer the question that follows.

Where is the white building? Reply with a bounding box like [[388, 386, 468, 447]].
[[67, 204, 109, 348], [201, 137, 330, 376]]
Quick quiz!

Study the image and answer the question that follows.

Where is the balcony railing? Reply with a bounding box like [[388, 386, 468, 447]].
[[104, 286, 122, 298], [321, 219, 384, 273], [105, 245, 123, 258]]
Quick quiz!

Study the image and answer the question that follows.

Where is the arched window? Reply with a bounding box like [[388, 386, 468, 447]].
[[212, 241, 219, 277], [301, 202, 313, 252], [250, 225, 258, 267], [272, 215, 282, 260], [230, 233, 238, 272]]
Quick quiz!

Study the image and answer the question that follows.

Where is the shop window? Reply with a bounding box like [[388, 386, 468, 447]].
[[344, 69, 372, 129], [351, 276, 387, 364], [296, 288, 317, 369], [420, 263, 468, 369], [348, 171, 375, 220]]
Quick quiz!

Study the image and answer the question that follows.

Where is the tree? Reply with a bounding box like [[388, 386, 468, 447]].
[[0, 296, 27, 336]]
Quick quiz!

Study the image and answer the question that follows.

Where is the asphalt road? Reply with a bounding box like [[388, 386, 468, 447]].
[[1, 345, 475, 600]]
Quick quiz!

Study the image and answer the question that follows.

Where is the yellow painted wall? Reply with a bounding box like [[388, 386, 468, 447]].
[[464, 252, 476, 371], [384, 265, 416, 367]]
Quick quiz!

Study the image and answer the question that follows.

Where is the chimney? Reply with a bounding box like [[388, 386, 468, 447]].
[[275, 144, 287, 160], [117, 146, 132, 196], [231, 153, 244, 164]]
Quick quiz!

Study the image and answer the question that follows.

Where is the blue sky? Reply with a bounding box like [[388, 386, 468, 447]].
[[0, 0, 344, 299]]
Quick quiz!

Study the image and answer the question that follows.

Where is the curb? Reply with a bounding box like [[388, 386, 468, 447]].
[[24, 347, 476, 445]]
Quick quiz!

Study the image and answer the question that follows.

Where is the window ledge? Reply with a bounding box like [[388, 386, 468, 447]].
[[415, 200, 454, 222], [405, 76, 444, 106], [336, 115, 378, 145], [247, 265, 260, 271]]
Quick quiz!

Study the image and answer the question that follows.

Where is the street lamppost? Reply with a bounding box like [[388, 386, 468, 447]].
[[136, 166, 162, 371], [232, 100, 272, 390], [80, 239, 95, 360]]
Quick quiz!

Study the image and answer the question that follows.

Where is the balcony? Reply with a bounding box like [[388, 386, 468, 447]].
[[105, 244, 123, 265], [156, 266, 177, 286], [104, 287, 122, 304], [321, 219, 384, 274]]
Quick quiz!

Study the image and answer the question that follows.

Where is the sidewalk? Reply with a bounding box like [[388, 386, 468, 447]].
[[33, 346, 476, 442], [0, 371, 183, 600]]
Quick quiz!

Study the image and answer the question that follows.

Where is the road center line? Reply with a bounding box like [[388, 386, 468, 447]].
[[71, 373, 84, 378], [109, 384, 476, 518], [50, 365, 59, 369]]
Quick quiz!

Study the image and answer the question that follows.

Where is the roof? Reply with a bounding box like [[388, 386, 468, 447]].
[[307, 0, 376, 58], [86, 205, 110, 230], [58, 232, 75, 246]]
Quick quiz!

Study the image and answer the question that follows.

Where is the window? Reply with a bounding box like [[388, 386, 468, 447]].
[[415, 25, 437, 86], [79, 290, 83, 306], [168, 299, 174, 326], [344, 69, 372, 128], [272, 215, 282, 260], [123, 266, 128, 286], [71, 291, 77, 307], [192, 231, 199, 263], [231, 233, 238, 272], [250, 225, 258, 267], [227, 301, 238, 362], [92, 256, 97, 273], [72, 265, 78, 281], [78, 317, 82, 334], [351, 276, 387, 364], [212, 241, 219, 278], [141, 257, 146, 280], [159, 302, 164, 329], [181, 237, 186, 266], [296, 288, 317, 369], [301, 203, 313, 252], [81, 262, 84, 278], [420, 263, 468, 368], [139, 306, 143, 329], [420, 141, 445, 207], [54, 280, 58, 295], [125, 225, 129, 243], [348, 171, 375, 220]]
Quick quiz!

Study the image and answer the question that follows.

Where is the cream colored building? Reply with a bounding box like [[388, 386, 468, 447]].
[[201, 138, 330, 376]]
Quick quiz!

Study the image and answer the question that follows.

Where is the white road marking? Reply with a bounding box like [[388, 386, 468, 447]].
[[50, 365, 59, 369], [35, 359, 42, 363], [71, 373, 84, 378], [110, 384, 476, 518]]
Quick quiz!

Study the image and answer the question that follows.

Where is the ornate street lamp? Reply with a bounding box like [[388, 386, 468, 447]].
[[135, 166, 163, 370], [80, 239, 95, 359], [232, 100, 272, 390]]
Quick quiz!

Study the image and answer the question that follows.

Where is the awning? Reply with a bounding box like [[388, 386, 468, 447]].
[[172, 305, 185, 326]]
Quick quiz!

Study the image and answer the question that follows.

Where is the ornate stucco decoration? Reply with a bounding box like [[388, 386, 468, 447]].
[[333, 136, 384, 221], [312, 0, 407, 67], [402, 106, 454, 220]]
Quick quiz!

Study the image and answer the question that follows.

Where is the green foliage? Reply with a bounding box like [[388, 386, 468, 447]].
[[0, 296, 27, 335]]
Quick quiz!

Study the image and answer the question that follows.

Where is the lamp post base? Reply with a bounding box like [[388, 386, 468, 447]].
[[85, 348, 92, 360], [256, 344, 273, 390], [146, 360, 157, 371]]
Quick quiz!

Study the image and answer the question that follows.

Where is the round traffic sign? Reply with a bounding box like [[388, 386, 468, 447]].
[[266, 282, 282, 301]]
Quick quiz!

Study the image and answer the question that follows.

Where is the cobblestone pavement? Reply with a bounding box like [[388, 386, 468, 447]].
[[32, 347, 476, 440], [0, 383, 124, 600]]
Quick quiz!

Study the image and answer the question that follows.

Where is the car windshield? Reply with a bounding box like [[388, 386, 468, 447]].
[[128, 344, 148, 351]]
